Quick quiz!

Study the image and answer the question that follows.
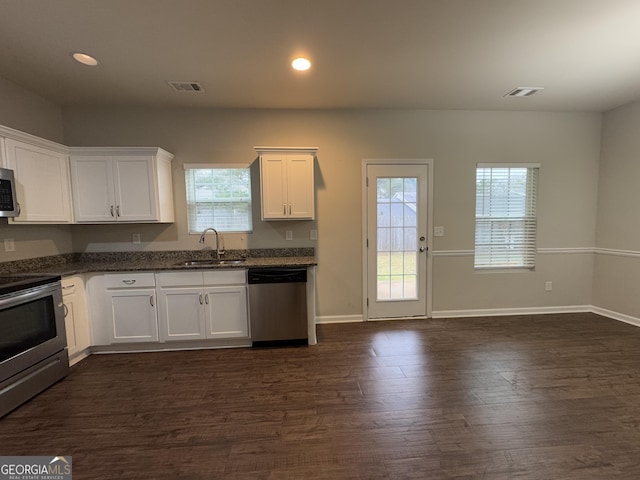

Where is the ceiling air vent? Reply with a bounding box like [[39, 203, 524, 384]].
[[168, 81, 205, 93], [505, 87, 544, 97]]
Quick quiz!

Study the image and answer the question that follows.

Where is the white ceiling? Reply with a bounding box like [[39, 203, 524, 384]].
[[1, 0, 640, 112]]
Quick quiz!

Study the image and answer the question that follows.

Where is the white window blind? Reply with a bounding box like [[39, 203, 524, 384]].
[[185, 167, 252, 233], [475, 165, 539, 269]]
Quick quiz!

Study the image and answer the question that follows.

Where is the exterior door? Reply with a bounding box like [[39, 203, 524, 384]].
[[365, 163, 429, 319]]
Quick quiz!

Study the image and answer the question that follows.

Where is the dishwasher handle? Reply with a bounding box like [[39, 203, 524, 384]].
[[248, 268, 307, 284]]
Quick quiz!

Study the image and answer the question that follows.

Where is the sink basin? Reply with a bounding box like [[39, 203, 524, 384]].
[[178, 259, 246, 266]]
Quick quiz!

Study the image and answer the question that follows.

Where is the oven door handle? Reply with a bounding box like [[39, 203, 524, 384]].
[[0, 282, 62, 309]]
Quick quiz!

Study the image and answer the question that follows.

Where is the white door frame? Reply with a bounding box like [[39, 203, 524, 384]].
[[362, 159, 434, 321]]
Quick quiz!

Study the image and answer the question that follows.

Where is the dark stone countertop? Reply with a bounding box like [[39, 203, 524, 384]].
[[1, 249, 316, 276]]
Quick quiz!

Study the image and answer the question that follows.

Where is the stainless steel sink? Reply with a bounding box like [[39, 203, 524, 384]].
[[178, 259, 246, 266]]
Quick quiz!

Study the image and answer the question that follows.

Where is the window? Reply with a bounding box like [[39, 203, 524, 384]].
[[185, 166, 252, 233], [474, 164, 539, 269]]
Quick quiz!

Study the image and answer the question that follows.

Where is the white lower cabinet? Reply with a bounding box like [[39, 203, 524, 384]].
[[158, 286, 206, 341], [157, 270, 249, 342], [203, 285, 249, 339], [61, 275, 90, 364], [104, 273, 158, 343]]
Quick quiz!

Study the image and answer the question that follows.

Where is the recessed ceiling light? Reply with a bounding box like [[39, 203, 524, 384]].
[[72, 52, 99, 67], [505, 87, 544, 97], [292, 57, 311, 71]]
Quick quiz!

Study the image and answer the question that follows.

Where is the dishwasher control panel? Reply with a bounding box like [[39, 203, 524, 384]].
[[248, 268, 307, 284]]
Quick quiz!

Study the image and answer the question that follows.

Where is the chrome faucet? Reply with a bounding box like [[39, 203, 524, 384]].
[[199, 227, 225, 260]]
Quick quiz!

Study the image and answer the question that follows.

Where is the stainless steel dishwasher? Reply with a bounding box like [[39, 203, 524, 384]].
[[248, 268, 308, 346]]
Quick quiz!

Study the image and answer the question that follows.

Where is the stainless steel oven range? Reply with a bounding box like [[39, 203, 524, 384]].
[[0, 275, 69, 417]]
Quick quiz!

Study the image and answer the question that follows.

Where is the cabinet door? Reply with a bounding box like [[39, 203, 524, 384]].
[[260, 154, 287, 219], [63, 289, 79, 356], [287, 155, 315, 219], [113, 156, 158, 221], [4, 139, 73, 223], [157, 287, 206, 341], [204, 286, 249, 339], [107, 289, 158, 343], [70, 156, 115, 222], [62, 276, 90, 364]]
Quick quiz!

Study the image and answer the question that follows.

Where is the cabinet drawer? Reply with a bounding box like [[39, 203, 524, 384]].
[[156, 272, 204, 287], [104, 272, 156, 289], [61, 278, 78, 296], [203, 269, 246, 286]]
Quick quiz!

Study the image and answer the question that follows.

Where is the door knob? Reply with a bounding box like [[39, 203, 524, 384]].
[[419, 246, 427, 252], [420, 236, 426, 242]]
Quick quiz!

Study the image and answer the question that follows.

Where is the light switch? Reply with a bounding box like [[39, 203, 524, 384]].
[[132, 233, 141, 244], [285, 230, 293, 241], [434, 226, 445, 237], [310, 229, 318, 240], [4, 238, 15, 252]]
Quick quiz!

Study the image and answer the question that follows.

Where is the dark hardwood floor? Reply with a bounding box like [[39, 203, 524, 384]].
[[2, 313, 640, 479]]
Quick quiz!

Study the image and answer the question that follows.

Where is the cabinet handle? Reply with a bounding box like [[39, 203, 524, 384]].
[[283, 205, 286, 215], [199, 293, 204, 305], [289, 204, 292, 215], [62, 284, 75, 290], [16, 202, 21, 216], [63, 303, 69, 318], [205, 294, 209, 305], [116, 205, 121, 217], [122, 279, 136, 285], [110, 205, 115, 217], [149, 295, 154, 307]]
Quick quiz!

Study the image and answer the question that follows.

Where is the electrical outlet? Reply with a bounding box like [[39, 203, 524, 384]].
[[4, 238, 15, 252], [434, 226, 445, 237], [285, 230, 293, 241], [545, 281, 553, 292], [132, 233, 141, 244], [310, 229, 318, 240]]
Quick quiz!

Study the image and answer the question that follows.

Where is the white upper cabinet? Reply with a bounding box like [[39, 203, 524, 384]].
[[69, 147, 175, 223], [2, 134, 73, 224], [256, 147, 316, 220]]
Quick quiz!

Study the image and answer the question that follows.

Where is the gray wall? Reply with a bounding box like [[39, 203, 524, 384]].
[[594, 100, 640, 318], [62, 107, 601, 318], [0, 76, 64, 143], [0, 77, 73, 261]]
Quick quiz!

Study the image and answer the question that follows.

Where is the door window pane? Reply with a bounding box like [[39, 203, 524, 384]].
[[376, 176, 418, 301]]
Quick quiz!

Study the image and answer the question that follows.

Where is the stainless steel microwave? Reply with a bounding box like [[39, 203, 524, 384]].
[[0, 167, 19, 217]]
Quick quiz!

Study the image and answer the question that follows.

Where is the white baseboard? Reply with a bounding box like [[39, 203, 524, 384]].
[[430, 305, 592, 319], [316, 306, 615, 323], [68, 349, 91, 367], [316, 314, 364, 324], [591, 306, 640, 328], [318, 305, 640, 330]]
